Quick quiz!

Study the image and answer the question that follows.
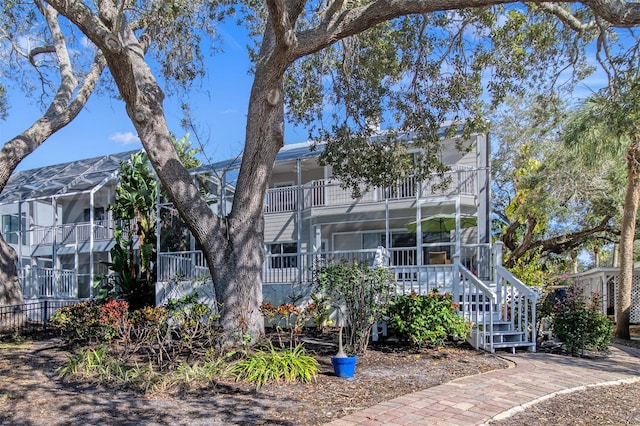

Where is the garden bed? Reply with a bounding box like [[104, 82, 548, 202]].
[[0, 332, 507, 425]]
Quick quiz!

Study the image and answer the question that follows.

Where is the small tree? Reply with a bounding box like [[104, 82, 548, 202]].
[[314, 260, 395, 354], [98, 152, 158, 309], [552, 281, 613, 356]]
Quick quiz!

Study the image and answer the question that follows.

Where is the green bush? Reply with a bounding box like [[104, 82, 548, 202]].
[[552, 282, 612, 356], [314, 261, 396, 353], [51, 300, 129, 342], [52, 295, 222, 369], [389, 291, 470, 347], [230, 343, 318, 388]]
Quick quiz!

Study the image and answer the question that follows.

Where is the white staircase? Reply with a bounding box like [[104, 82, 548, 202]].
[[461, 243, 538, 353], [467, 318, 536, 353]]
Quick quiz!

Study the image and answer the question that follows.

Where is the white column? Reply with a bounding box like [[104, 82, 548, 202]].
[[296, 158, 303, 283], [89, 191, 95, 298]]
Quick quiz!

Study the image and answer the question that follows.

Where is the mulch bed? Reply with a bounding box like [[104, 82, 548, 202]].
[[0, 332, 508, 425]]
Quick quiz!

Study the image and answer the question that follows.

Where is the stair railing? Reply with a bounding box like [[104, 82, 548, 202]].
[[493, 242, 538, 352], [456, 256, 496, 352]]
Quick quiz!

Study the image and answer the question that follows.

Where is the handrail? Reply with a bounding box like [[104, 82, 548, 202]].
[[458, 263, 495, 352], [494, 264, 538, 300], [493, 242, 538, 353]]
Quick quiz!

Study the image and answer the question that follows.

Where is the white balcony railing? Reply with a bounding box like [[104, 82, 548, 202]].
[[20, 267, 77, 299], [30, 220, 123, 246], [157, 250, 210, 282], [267, 166, 478, 214], [157, 245, 491, 288]]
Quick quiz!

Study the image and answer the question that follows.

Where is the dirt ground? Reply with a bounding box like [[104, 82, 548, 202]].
[[2, 331, 639, 426], [0, 334, 507, 426]]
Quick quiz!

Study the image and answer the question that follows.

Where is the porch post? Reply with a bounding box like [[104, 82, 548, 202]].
[[385, 198, 390, 249], [477, 133, 491, 280], [89, 191, 95, 298], [74, 222, 79, 298], [416, 201, 422, 266], [17, 201, 23, 266], [51, 196, 57, 263], [296, 158, 303, 283], [455, 197, 461, 257], [493, 241, 504, 309]]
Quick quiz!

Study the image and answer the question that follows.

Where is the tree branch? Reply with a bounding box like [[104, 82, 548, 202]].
[[535, 3, 598, 32], [266, 0, 297, 50], [295, 0, 640, 59], [505, 216, 616, 267], [28, 46, 56, 66]]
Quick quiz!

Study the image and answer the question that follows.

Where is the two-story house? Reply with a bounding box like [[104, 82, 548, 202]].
[[2, 131, 537, 353], [0, 151, 139, 301]]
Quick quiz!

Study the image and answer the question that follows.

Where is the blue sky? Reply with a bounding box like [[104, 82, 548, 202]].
[[0, 16, 612, 173], [1, 24, 311, 172]]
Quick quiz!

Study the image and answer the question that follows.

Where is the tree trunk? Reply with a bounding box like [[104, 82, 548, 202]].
[[615, 140, 640, 339], [0, 234, 22, 307], [0, 3, 105, 304], [47, 0, 294, 343]]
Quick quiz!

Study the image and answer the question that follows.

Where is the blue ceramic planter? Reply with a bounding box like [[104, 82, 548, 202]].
[[331, 355, 358, 378]]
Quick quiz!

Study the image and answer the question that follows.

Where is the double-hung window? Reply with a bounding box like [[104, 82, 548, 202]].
[[269, 242, 298, 268]]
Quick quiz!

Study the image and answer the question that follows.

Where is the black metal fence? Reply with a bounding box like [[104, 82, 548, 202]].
[[0, 300, 79, 336]]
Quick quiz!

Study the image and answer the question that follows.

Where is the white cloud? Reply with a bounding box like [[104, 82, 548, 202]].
[[80, 36, 95, 50], [109, 131, 140, 145]]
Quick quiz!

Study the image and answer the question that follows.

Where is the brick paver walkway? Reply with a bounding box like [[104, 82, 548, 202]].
[[326, 344, 640, 426]]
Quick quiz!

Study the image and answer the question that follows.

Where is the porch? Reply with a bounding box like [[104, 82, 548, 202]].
[[264, 165, 477, 214], [156, 242, 538, 353]]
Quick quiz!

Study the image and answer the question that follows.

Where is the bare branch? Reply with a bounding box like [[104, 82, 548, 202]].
[[535, 3, 598, 32], [323, 0, 346, 23], [28, 46, 55, 66]]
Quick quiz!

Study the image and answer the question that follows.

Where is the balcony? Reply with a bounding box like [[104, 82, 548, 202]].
[[265, 166, 477, 214], [30, 220, 121, 246], [20, 267, 78, 299]]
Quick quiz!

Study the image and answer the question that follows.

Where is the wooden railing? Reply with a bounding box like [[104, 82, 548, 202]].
[[267, 166, 478, 214], [31, 220, 116, 246], [458, 262, 496, 352], [157, 250, 210, 282], [493, 242, 538, 351], [20, 267, 77, 299]]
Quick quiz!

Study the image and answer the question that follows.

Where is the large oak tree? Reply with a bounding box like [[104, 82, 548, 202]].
[[0, 1, 106, 305], [3, 0, 640, 342]]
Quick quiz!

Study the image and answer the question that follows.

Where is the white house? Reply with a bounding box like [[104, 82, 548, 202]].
[[1, 132, 538, 353]]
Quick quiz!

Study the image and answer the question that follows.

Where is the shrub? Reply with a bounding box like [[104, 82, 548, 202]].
[[230, 343, 318, 388], [314, 260, 396, 353], [51, 300, 128, 342], [53, 295, 222, 370], [552, 282, 612, 356], [388, 291, 470, 347], [260, 302, 306, 347]]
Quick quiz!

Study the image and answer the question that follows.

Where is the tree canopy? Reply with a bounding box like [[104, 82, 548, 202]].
[[492, 95, 623, 271], [2, 0, 640, 340]]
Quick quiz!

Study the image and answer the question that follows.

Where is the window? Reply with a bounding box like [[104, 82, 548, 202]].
[[269, 242, 298, 268], [83, 207, 105, 222], [2, 214, 26, 245]]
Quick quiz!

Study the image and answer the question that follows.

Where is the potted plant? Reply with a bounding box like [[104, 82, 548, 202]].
[[330, 317, 358, 378], [314, 260, 396, 378]]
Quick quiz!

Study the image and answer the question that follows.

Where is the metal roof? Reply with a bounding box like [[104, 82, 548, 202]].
[[0, 150, 139, 204], [190, 127, 466, 175], [190, 140, 326, 174]]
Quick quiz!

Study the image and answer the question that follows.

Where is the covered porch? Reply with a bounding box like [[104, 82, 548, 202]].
[[156, 243, 537, 353]]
